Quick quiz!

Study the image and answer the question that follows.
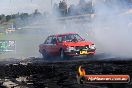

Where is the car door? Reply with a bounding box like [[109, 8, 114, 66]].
[[50, 36, 60, 55], [56, 36, 64, 54], [44, 36, 53, 54]]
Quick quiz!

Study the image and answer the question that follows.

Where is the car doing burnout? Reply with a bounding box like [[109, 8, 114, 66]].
[[39, 33, 96, 59]]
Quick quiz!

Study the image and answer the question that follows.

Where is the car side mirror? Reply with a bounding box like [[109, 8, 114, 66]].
[[55, 41, 58, 45], [55, 40, 57, 44], [82, 39, 85, 41]]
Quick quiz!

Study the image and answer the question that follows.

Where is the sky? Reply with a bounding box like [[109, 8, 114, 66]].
[[0, 0, 80, 15]]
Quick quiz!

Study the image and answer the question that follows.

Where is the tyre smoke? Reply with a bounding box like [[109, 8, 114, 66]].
[[91, 0, 132, 57]]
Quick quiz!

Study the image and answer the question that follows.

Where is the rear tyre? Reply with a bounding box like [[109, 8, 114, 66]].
[[42, 50, 49, 59]]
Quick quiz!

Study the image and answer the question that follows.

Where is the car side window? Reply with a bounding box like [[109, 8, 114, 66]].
[[51, 36, 57, 44], [44, 36, 53, 44], [65, 35, 70, 40], [57, 36, 63, 42]]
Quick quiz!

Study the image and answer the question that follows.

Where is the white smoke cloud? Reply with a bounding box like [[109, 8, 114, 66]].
[[91, 0, 132, 57]]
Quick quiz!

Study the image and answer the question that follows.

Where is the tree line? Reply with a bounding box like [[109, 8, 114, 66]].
[[0, 9, 42, 24], [0, 0, 132, 24]]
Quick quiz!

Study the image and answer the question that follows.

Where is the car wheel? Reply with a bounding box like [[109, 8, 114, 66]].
[[60, 49, 72, 60], [60, 49, 65, 60], [42, 50, 49, 59]]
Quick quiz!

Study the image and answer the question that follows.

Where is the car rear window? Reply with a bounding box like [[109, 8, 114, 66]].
[[45, 36, 53, 44]]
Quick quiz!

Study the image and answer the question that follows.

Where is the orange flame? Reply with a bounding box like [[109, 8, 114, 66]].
[[78, 66, 86, 76]]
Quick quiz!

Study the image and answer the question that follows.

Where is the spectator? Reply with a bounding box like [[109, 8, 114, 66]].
[[59, 0, 67, 16]]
